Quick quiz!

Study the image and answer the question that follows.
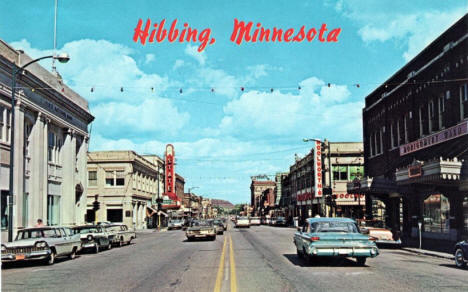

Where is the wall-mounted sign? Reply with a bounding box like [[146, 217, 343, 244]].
[[408, 164, 422, 178], [164, 144, 178, 202], [314, 140, 323, 198], [400, 121, 468, 156]]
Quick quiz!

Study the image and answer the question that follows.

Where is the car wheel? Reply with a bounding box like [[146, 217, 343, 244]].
[[107, 242, 112, 250], [94, 244, 100, 253], [356, 257, 367, 266], [69, 248, 76, 260], [127, 238, 132, 245], [455, 248, 467, 268], [212, 236, 216, 241], [46, 251, 56, 265]]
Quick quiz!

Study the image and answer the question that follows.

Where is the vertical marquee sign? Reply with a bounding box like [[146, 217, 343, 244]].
[[314, 140, 323, 198], [164, 144, 177, 201]]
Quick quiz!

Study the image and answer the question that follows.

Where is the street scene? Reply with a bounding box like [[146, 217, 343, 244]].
[[1, 1, 468, 291]]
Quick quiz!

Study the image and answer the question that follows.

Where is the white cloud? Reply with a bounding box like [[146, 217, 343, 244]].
[[91, 98, 189, 138], [217, 77, 361, 140], [144, 53, 155, 64], [184, 44, 207, 66], [11, 39, 171, 103], [11, 39, 188, 139], [328, 1, 466, 61], [173, 59, 185, 70]]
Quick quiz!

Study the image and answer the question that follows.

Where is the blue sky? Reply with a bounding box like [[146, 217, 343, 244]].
[[2, 1, 466, 203]]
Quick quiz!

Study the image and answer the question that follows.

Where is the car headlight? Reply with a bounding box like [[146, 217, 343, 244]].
[[87, 235, 94, 241], [1, 245, 6, 251], [35, 241, 48, 248]]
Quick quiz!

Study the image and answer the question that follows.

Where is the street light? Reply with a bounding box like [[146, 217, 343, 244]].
[[8, 53, 70, 242], [187, 187, 199, 218]]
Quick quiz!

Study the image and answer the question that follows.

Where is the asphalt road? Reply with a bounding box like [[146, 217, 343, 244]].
[[2, 224, 467, 292]]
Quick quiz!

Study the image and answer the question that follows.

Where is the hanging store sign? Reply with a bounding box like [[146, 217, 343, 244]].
[[314, 140, 323, 198], [408, 164, 422, 178], [400, 121, 468, 156]]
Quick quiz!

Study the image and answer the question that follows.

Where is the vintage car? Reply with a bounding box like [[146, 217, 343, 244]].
[[358, 220, 401, 247], [250, 217, 261, 226], [213, 220, 225, 235], [235, 216, 250, 228], [275, 216, 287, 227], [168, 219, 184, 230], [72, 225, 112, 253], [99, 223, 136, 246], [454, 239, 468, 268], [294, 217, 379, 266], [1, 227, 81, 265], [186, 220, 217, 241]]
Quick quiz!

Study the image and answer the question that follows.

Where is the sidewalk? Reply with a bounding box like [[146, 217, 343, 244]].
[[401, 247, 454, 260], [135, 227, 168, 233]]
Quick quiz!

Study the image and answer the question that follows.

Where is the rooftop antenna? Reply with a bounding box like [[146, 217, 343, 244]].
[[52, 0, 58, 73]]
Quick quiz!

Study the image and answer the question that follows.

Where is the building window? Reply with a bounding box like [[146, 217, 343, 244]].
[[105, 170, 125, 187], [88, 171, 97, 187], [0, 106, 4, 141], [22, 192, 29, 227], [429, 100, 437, 132], [47, 195, 61, 226], [1, 191, 8, 230], [5, 109, 11, 143], [460, 84, 468, 120], [107, 209, 123, 222], [47, 131, 62, 164], [423, 194, 450, 233], [438, 94, 445, 129], [376, 130, 382, 154], [332, 166, 348, 181], [349, 166, 364, 181], [390, 121, 398, 148]]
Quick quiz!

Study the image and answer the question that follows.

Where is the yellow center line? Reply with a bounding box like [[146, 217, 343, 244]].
[[214, 236, 228, 292], [229, 235, 237, 292]]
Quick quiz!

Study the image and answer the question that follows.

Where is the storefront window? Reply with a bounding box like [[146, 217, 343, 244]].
[[47, 195, 61, 226], [423, 194, 450, 233], [463, 196, 468, 235]]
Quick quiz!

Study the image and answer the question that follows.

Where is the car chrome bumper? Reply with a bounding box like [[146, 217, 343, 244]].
[[81, 242, 98, 249], [308, 246, 379, 258], [375, 239, 401, 245], [1, 250, 51, 262]]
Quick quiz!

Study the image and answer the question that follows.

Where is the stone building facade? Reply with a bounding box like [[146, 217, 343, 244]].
[[87, 151, 162, 229], [0, 40, 94, 241]]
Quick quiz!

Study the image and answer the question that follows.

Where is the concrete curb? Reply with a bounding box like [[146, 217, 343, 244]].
[[402, 247, 454, 260]]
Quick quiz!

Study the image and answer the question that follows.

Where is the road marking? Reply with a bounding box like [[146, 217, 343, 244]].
[[214, 236, 227, 292], [229, 235, 237, 292]]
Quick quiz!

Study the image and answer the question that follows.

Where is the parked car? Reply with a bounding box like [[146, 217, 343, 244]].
[[1, 227, 81, 265], [168, 219, 184, 230], [358, 220, 401, 247], [275, 217, 287, 227], [250, 217, 261, 226], [213, 220, 225, 235], [100, 223, 136, 246], [186, 220, 217, 241], [72, 225, 112, 253], [269, 217, 277, 226], [294, 217, 379, 266], [235, 216, 250, 228], [454, 239, 468, 268]]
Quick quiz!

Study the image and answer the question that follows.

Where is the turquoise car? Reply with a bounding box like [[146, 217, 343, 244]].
[[293, 217, 379, 266]]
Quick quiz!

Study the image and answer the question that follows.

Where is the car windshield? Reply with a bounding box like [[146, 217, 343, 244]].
[[170, 220, 182, 223], [191, 221, 212, 227], [311, 221, 359, 233], [74, 227, 102, 234]]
